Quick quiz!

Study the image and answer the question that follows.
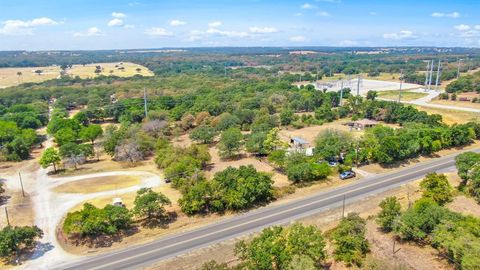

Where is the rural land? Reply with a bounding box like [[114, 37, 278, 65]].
[[1, 1, 480, 270]]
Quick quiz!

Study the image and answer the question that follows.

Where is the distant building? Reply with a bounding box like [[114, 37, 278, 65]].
[[349, 119, 378, 130], [112, 197, 124, 207], [289, 137, 314, 156]]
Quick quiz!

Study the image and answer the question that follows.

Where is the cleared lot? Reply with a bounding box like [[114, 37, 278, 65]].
[[0, 66, 60, 88]]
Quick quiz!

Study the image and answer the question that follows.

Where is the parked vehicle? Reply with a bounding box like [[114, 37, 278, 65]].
[[339, 170, 356, 180]]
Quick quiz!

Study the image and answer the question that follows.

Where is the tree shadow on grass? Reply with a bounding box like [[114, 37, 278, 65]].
[[139, 211, 177, 229], [2, 241, 54, 266]]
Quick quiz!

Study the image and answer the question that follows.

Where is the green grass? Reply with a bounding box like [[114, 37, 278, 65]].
[[377, 91, 427, 101]]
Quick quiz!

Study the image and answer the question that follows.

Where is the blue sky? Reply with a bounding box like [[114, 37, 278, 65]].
[[0, 0, 479, 50]]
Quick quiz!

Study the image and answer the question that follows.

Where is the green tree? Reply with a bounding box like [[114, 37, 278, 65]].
[[245, 131, 268, 155], [393, 198, 450, 241], [280, 108, 295, 126], [79, 124, 103, 145], [268, 149, 286, 168], [235, 223, 326, 270], [420, 173, 453, 205], [54, 127, 77, 146], [190, 125, 216, 144], [366, 90, 378, 100], [218, 127, 243, 159], [39, 147, 61, 173], [263, 127, 285, 154], [0, 226, 43, 258], [315, 129, 353, 160], [332, 213, 370, 267], [455, 152, 480, 183], [133, 188, 171, 221], [376, 196, 401, 232], [63, 203, 132, 237]]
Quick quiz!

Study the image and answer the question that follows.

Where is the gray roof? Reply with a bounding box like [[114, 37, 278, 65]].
[[292, 137, 309, 144]]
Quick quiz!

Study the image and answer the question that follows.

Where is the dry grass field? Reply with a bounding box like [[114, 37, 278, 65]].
[[429, 92, 480, 110], [53, 176, 141, 194], [66, 62, 154, 79], [0, 66, 60, 88], [413, 105, 480, 125], [0, 62, 153, 88]]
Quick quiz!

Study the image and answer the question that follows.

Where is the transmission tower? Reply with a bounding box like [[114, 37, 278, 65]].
[[435, 59, 442, 91]]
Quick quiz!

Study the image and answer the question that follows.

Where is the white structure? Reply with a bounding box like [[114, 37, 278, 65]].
[[112, 197, 124, 207]]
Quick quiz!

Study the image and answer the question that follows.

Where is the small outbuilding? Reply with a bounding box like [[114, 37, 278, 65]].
[[349, 119, 378, 130], [112, 197, 124, 207]]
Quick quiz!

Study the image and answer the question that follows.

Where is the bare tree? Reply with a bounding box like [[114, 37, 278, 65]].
[[114, 141, 143, 163], [142, 120, 168, 137], [64, 154, 86, 170]]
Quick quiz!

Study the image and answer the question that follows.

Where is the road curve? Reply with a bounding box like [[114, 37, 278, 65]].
[[58, 148, 479, 270]]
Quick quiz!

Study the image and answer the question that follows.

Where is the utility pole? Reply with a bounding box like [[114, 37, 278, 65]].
[[398, 70, 403, 103], [143, 87, 148, 119], [428, 60, 434, 91], [435, 59, 442, 91], [339, 80, 344, 106], [457, 58, 462, 79], [342, 194, 346, 218], [5, 207, 9, 226], [356, 76, 361, 96], [18, 172, 25, 197], [424, 60, 430, 90]]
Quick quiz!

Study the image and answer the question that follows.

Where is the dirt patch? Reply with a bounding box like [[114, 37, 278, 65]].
[[365, 220, 451, 270], [280, 120, 363, 145], [53, 176, 141, 194], [172, 133, 194, 148], [0, 191, 35, 228], [206, 146, 290, 187], [447, 196, 480, 217]]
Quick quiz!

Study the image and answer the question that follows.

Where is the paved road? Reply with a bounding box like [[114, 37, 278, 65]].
[[58, 149, 478, 270]]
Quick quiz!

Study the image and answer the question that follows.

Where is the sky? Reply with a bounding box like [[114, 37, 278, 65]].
[[0, 0, 479, 50]]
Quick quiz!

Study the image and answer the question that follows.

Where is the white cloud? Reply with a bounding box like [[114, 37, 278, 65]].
[[144, 27, 173, 36], [112, 12, 126, 18], [454, 24, 471, 31], [108, 18, 124, 27], [0, 17, 58, 35], [124, 24, 135, 29], [73, 27, 103, 37], [369, 12, 377, 16], [301, 3, 316, 9], [453, 24, 480, 38], [383, 30, 416, 40], [208, 21, 222, 28], [316, 11, 331, 17], [339, 40, 358, 46], [294, 12, 303, 17], [206, 28, 249, 38], [249, 26, 278, 34], [290, 35, 307, 42], [170, 20, 186, 26], [431, 12, 460, 18]]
